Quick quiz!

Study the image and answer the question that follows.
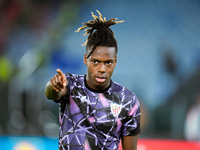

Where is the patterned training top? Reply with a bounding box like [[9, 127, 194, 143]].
[[57, 73, 141, 150]]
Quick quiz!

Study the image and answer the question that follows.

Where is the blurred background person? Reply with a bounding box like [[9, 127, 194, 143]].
[[184, 93, 200, 141]]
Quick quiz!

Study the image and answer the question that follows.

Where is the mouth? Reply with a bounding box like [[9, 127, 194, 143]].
[[95, 76, 106, 83]]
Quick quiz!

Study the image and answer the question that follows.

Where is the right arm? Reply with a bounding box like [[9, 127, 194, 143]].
[[45, 69, 68, 101]]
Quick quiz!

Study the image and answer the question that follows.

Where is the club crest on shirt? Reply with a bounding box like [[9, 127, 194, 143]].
[[110, 103, 122, 117]]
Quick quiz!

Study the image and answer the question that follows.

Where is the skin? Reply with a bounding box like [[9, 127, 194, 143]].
[[84, 46, 117, 91], [122, 135, 138, 150], [45, 69, 67, 101], [45, 46, 138, 150]]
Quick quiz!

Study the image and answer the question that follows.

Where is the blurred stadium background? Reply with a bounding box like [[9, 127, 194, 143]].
[[0, 0, 200, 149]]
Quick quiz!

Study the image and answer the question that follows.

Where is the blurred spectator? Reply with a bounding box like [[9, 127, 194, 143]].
[[164, 50, 177, 75], [0, 0, 21, 55], [184, 93, 200, 141]]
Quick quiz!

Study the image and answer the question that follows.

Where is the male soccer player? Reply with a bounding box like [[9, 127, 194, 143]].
[[45, 10, 141, 150]]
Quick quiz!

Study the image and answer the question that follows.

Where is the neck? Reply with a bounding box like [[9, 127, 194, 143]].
[[84, 75, 111, 93]]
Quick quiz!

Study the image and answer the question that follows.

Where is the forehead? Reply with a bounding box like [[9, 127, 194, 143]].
[[88, 46, 116, 59]]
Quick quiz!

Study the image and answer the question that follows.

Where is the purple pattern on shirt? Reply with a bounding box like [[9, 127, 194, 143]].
[[57, 74, 141, 150]]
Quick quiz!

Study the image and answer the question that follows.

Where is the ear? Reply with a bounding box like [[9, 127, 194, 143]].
[[84, 54, 87, 66], [114, 55, 117, 66]]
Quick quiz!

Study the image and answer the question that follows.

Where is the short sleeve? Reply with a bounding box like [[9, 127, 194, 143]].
[[121, 95, 141, 136]]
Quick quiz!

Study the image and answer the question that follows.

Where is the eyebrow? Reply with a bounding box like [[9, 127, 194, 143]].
[[90, 57, 115, 62]]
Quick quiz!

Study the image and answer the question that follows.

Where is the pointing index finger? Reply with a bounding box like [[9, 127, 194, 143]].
[[56, 69, 67, 86], [57, 69, 64, 76]]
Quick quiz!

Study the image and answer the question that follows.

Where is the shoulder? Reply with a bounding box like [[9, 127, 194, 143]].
[[111, 81, 140, 109], [65, 73, 84, 79], [66, 73, 84, 84], [65, 73, 86, 93], [111, 81, 136, 98]]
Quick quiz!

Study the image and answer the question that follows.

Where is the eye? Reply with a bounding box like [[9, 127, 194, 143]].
[[92, 60, 98, 64], [105, 61, 112, 65]]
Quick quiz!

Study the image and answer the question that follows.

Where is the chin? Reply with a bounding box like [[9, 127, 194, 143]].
[[95, 82, 108, 89]]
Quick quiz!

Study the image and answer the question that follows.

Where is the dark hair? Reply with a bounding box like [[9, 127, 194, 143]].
[[75, 10, 124, 58]]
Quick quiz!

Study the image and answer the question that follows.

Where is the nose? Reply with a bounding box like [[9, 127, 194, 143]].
[[98, 63, 105, 73]]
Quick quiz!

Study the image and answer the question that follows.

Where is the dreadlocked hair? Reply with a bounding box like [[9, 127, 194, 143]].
[[75, 10, 124, 58]]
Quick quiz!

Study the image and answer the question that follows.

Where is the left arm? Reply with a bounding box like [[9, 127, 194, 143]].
[[122, 135, 138, 150], [121, 93, 141, 150]]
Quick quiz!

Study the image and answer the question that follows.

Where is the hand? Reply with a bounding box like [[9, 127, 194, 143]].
[[50, 69, 67, 92]]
